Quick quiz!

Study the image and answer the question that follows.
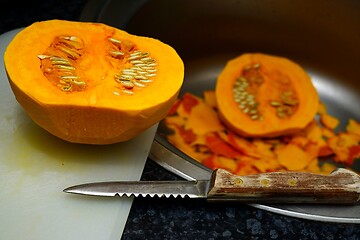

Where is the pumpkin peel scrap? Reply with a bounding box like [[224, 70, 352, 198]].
[[164, 89, 359, 176]]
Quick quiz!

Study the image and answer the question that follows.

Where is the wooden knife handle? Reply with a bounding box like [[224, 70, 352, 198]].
[[207, 168, 360, 204]]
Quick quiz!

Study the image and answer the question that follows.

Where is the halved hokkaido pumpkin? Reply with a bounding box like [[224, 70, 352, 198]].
[[215, 53, 319, 138], [4, 19, 184, 144]]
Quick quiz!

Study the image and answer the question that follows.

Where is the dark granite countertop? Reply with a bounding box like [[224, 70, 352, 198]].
[[0, 1, 359, 239]]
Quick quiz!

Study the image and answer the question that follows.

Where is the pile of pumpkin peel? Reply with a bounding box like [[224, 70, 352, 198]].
[[164, 91, 360, 175]]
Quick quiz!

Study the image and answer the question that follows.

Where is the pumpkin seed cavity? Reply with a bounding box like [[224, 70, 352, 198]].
[[38, 35, 86, 92], [108, 37, 158, 95], [270, 90, 299, 118], [38, 35, 158, 94], [233, 63, 263, 121], [232, 63, 299, 120]]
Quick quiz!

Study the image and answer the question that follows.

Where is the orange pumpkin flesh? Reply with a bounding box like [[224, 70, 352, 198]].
[[215, 53, 319, 138], [4, 20, 184, 144]]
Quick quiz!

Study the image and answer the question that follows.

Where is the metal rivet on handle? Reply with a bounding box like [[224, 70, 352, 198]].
[[233, 178, 243, 185]]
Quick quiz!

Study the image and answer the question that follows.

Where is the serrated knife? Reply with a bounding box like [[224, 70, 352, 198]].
[[63, 138, 360, 204]]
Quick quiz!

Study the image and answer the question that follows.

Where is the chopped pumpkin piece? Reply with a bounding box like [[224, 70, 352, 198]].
[[235, 156, 260, 175], [205, 133, 241, 158], [216, 156, 239, 173], [317, 101, 327, 114], [185, 100, 224, 135], [165, 115, 187, 127], [319, 162, 337, 174], [252, 157, 282, 172], [318, 145, 334, 157], [203, 90, 218, 109], [327, 133, 360, 164], [181, 93, 201, 114], [321, 126, 336, 139], [305, 123, 327, 147], [346, 118, 360, 136], [275, 144, 310, 171], [320, 113, 340, 130], [253, 140, 276, 159], [219, 130, 260, 158], [203, 155, 239, 173]]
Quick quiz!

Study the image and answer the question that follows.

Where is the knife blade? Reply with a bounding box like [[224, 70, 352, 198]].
[[64, 166, 360, 204]]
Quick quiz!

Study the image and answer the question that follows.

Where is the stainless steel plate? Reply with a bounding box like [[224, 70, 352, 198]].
[[85, 0, 360, 223]]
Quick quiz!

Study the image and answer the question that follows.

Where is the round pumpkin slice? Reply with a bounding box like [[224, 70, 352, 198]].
[[215, 53, 319, 138], [4, 20, 184, 144]]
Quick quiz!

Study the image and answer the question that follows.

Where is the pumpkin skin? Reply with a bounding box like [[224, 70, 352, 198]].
[[215, 53, 319, 138], [4, 20, 184, 144]]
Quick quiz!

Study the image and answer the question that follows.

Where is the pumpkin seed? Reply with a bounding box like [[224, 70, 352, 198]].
[[115, 74, 133, 80], [277, 112, 285, 118], [50, 56, 69, 62], [130, 60, 143, 64], [129, 55, 141, 61], [122, 69, 135, 73], [59, 80, 69, 84], [270, 101, 282, 107], [253, 63, 260, 69], [59, 38, 83, 50], [56, 65, 76, 70], [60, 75, 80, 79], [134, 63, 146, 67], [71, 80, 86, 86], [62, 85, 72, 92], [251, 114, 259, 120], [145, 73, 157, 77], [140, 52, 150, 57], [58, 46, 80, 59], [110, 51, 125, 57], [52, 60, 72, 66], [244, 65, 251, 71], [59, 36, 78, 42], [139, 79, 153, 83], [282, 91, 293, 96], [135, 75, 148, 80], [141, 66, 156, 70], [120, 81, 134, 88], [146, 63, 158, 67], [250, 109, 258, 115], [141, 57, 152, 62], [108, 38, 122, 45], [122, 70, 136, 76], [282, 98, 298, 106], [133, 81, 146, 87], [122, 89, 134, 95], [37, 54, 51, 59], [247, 100, 255, 106], [131, 67, 143, 71], [130, 52, 141, 56]]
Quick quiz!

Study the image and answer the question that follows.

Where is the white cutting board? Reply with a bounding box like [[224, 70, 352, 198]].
[[0, 28, 157, 240]]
